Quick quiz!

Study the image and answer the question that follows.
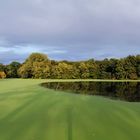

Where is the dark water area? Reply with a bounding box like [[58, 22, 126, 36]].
[[41, 82, 140, 102]]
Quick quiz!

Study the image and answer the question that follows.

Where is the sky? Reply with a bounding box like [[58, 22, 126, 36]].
[[0, 0, 140, 63]]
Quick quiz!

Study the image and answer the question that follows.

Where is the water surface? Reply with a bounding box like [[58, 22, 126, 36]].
[[41, 82, 140, 102]]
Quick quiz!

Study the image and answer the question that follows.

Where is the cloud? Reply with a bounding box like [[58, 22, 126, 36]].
[[0, 41, 68, 63], [0, 0, 140, 63]]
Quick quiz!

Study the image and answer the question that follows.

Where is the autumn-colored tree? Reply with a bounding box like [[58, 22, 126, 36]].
[[18, 53, 51, 78], [86, 59, 98, 79], [78, 62, 90, 79], [1, 53, 140, 79], [0, 71, 6, 79], [51, 62, 78, 79], [32, 62, 50, 78]]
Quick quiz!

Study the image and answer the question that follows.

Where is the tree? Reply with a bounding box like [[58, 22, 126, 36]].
[[115, 56, 138, 79], [1, 53, 140, 79], [18, 53, 51, 78], [98, 59, 112, 79], [0, 71, 6, 79], [6, 62, 21, 78], [51, 62, 78, 79], [78, 62, 90, 79], [136, 55, 140, 77], [18, 63, 33, 78], [123, 56, 137, 79], [86, 59, 98, 79], [115, 60, 126, 79], [0, 64, 5, 71], [32, 62, 50, 79]]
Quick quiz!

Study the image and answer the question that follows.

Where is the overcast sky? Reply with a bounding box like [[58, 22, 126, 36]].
[[0, 0, 140, 63]]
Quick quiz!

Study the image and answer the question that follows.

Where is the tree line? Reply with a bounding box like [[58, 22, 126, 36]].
[[0, 53, 140, 79]]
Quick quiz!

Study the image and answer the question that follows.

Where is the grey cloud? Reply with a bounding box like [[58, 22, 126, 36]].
[[0, 51, 25, 64], [0, 0, 140, 63]]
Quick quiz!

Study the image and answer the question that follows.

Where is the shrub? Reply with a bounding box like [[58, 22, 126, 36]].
[[0, 71, 6, 79]]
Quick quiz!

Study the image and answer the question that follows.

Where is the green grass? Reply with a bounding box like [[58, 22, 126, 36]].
[[0, 79, 140, 140]]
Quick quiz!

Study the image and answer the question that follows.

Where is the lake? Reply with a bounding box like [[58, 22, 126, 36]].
[[41, 82, 140, 102]]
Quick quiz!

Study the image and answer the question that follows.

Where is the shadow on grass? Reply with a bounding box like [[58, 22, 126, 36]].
[[67, 107, 73, 140]]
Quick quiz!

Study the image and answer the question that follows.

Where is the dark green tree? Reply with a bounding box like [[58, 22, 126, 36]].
[[6, 62, 21, 78]]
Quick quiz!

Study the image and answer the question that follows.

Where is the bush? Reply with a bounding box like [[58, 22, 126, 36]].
[[0, 71, 6, 79]]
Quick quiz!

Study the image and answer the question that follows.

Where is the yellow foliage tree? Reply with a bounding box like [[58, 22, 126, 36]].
[[0, 71, 6, 79]]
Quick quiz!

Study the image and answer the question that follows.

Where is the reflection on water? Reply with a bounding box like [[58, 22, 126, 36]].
[[41, 82, 140, 102]]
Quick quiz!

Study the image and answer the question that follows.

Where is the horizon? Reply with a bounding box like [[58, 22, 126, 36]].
[[0, 0, 140, 63], [1, 52, 140, 65]]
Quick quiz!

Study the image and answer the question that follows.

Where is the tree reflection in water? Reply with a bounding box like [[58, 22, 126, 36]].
[[41, 82, 140, 102]]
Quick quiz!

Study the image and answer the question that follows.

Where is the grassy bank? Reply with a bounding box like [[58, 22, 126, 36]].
[[39, 79, 140, 82], [0, 79, 140, 140]]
